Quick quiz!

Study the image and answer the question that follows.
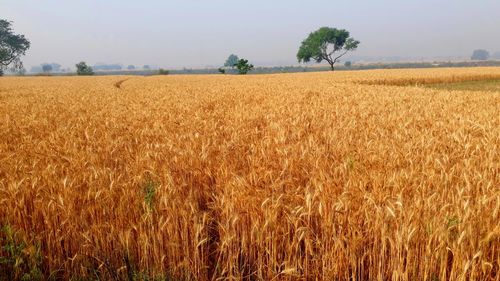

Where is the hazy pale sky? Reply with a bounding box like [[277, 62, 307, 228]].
[[2, 0, 500, 69]]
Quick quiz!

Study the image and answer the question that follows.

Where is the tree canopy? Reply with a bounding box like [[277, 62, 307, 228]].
[[297, 27, 359, 71], [42, 64, 53, 73], [234, 59, 254, 75], [75, 62, 94, 76], [0, 19, 30, 75], [471, 49, 490, 61], [224, 54, 239, 68]]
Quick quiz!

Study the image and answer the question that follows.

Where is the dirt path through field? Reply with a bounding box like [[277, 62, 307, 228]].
[[114, 78, 132, 89]]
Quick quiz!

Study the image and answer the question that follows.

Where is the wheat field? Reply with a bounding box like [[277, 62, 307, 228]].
[[0, 67, 499, 280]]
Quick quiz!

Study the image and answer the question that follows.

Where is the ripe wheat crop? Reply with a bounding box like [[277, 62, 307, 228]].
[[0, 68, 499, 280]]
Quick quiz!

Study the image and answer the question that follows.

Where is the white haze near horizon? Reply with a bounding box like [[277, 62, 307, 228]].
[[1, 0, 500, 70]]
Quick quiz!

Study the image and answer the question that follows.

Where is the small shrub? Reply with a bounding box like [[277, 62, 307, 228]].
[[158, 69, 169, 75], [0, 225, 43, 281]]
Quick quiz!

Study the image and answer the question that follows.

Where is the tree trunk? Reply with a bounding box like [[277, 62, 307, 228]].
[[324, 55, 335, 71]]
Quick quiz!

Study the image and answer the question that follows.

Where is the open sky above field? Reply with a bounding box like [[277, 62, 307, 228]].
[[1, 0, 500, 69]]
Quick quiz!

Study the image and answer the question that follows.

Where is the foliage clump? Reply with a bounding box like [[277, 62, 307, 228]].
[[75, 61, 94, 75], [158, 68, 169, 75], [224, 54, 239, 68], [471, 49, 490, 61], [234, 58, 254, 75], [0, 225, 43, 281], [0, 19, 30, 76]]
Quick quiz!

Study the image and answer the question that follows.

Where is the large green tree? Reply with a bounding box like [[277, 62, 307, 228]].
[[0, 20, 30, 75], [297, 27, 359, 71]]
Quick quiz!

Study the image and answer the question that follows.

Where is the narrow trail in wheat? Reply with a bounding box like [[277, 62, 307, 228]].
[[114, 77, 132, 89]]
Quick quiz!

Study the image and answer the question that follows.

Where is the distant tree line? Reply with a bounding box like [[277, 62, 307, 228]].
[[92, 64, 122, 71]]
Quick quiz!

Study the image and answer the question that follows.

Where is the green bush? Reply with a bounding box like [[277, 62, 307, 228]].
[[158, 69, 169, 75], [75, 61, 94, 76], [0, 225, 43, 280], [234, 59, 254, 75]]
